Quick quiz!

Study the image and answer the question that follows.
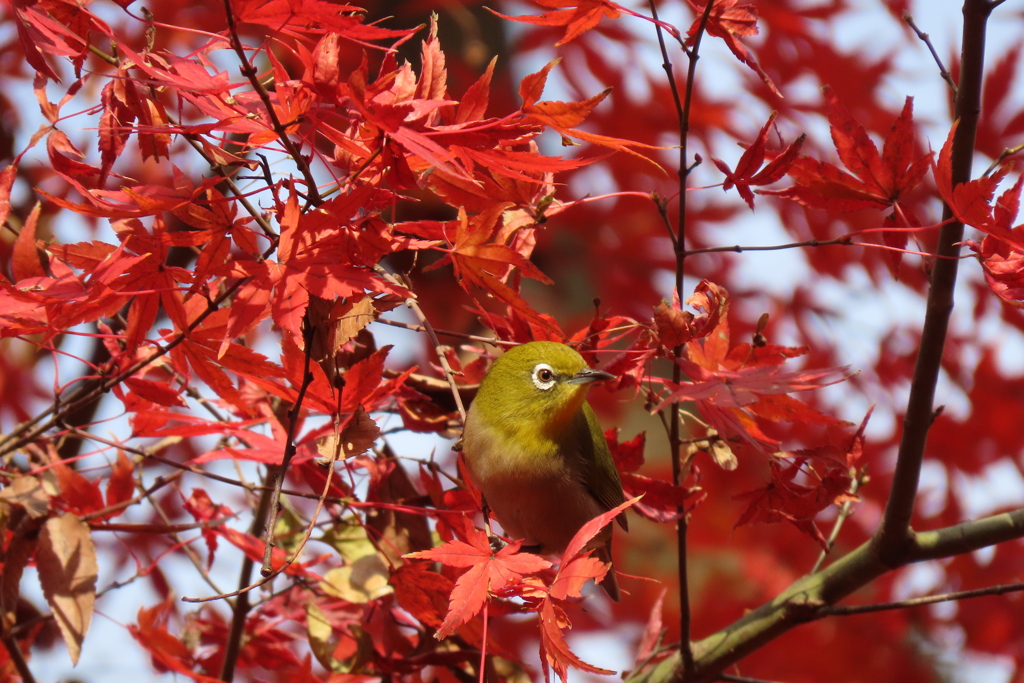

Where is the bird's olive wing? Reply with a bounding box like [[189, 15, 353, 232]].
[[576, 402, 628, 531]]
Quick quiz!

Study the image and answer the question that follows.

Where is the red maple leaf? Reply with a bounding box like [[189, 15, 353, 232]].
[[606, 430, 696, 521], [428, 202, 560, 335], [520, 60, 664, 168], [653, 286, 848, 454], [936, 122, 1024, 251], [129, 599, 222, 683], [764, 87, 932, 221], [538, 598, 614, 681], [103, 450, 136, 518], [711, 112, 805, 209], [733, 460, 854, 549], [687, 0, 781, 98], [492, 0, 622, 46], [405, 525, 551, 639]]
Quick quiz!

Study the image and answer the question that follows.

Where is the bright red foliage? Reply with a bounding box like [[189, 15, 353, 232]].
[[1, 1, 1023, 683]]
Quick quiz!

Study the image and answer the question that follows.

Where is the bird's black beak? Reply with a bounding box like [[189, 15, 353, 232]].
[[566, 368, 615, 385]]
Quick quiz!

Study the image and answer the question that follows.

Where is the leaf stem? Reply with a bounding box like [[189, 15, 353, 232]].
[[810, 469, 866, 573]]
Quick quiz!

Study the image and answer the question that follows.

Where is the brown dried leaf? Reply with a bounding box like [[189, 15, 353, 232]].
[[36, 513, 98, 665], [0, 477, 51, 518], [710, 438, 738, 471], [307, 296, 379, 385], [320, 558, 393, 604], [333, 296, 377, 350], [316, 406, 381, 463]]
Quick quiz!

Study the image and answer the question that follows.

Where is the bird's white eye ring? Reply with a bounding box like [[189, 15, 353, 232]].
[[532, 363, 557, 390]]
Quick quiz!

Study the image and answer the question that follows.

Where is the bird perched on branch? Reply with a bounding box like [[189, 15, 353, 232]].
[[461, 341, 628, 601]]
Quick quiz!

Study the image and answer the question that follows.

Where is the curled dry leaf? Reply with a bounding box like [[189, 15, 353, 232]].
[[36, 513, 98, 665], [306, 295, 379, 384], [316, 405, 381, 464], [0, 476, 51, 518], [710, 435, 738, 471]]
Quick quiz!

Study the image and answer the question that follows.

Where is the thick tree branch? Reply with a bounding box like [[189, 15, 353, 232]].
[[628, 505, 1024, 683], [909, 507, 1024, 560], [872, 0, 992, 567]]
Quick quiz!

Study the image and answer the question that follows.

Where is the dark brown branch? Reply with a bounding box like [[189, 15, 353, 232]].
[[261, 323, 317, 575], [219, 469, 275, 682], [647, 0, 718, 676], [625, 3, 1006, 681], [872, 0, 993, 568], [1, 635, 36, 683]]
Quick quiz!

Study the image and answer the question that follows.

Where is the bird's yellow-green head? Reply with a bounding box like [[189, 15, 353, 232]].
[[471, 341, 613, 434]]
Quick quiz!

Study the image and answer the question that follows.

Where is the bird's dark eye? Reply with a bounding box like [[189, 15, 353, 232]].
[[531, 363, 557, 390]]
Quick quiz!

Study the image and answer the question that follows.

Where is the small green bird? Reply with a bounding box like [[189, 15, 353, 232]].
[[461, 341, 628, 601]]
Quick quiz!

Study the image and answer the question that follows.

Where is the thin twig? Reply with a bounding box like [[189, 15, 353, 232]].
[[983, 140, 1024, 177], [372, 317, 516, 347], [0, 277, 253, 458], [178, 132, 278, 239], [222, 0, 320, 205], [261, 323, 317, 575], [684, 237, 852, 256], [90, 518, 230, 533], [649, 0, 717, 676], [903, 12, 958, 94], [718, 674, 786, 683], [811, 469, 867, 573], [821, 581, 1024, 616], [89, 39, 277, 239], [374, 265, 468, 423], [219, 467, 275, 682], [185, 408, 343, 608], [1, 635, 35, 683]]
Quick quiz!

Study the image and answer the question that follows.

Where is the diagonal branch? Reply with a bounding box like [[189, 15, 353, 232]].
[[627, 506, 1024, 683], [822, 580, 1024, 616]]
